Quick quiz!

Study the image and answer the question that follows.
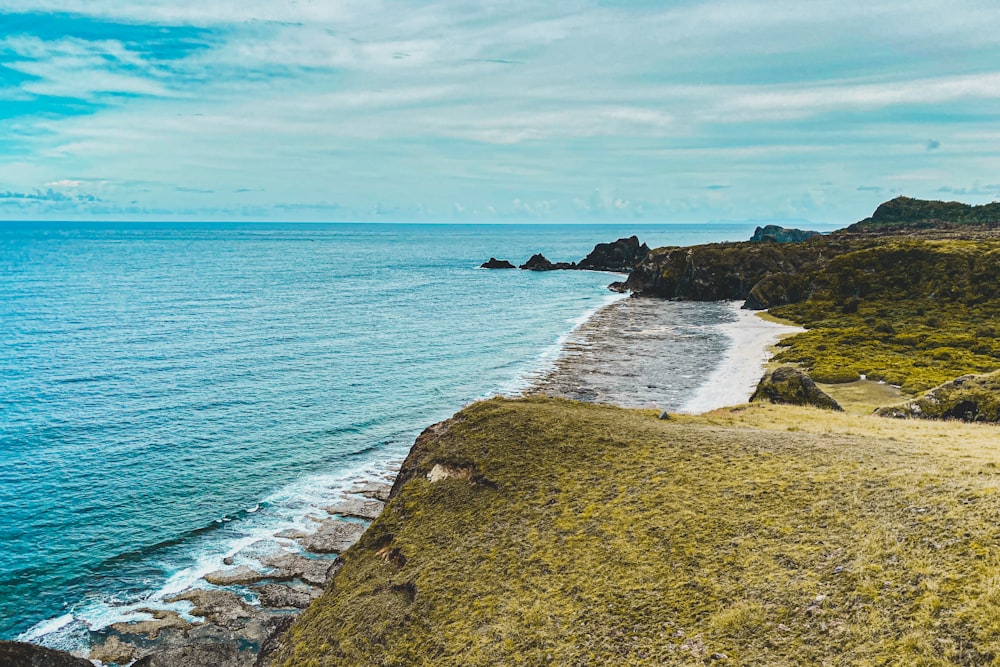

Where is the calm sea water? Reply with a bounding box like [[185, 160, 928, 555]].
[[0, 221, 760, 648]]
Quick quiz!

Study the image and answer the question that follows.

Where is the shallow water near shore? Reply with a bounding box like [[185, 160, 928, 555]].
[[1, 221, 760, 651]]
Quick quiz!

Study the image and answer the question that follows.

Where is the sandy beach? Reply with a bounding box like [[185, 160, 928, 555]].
[[531, 297, 804, 413], [679, 302, 805, 413]]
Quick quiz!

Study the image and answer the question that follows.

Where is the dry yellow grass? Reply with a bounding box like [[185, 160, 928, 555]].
[[277, 397, 1000, 666]]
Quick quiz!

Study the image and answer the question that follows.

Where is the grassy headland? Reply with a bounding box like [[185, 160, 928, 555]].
[[276, 398, 1000, 666], [274, 197, 1000, 665]]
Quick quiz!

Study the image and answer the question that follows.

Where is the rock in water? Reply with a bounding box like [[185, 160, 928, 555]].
[[576, 236, 650, 272], [750, 366, 843, 411], [519, 254, 574, 271], [479, 257, 516, 269], [749, 225, 821, 243], [0, 641, 94, 667]]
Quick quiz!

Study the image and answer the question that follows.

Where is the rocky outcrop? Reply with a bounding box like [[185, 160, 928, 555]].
[[750, 225, 821, 243], [875, 371, 1000, 422], [750, 366, 843, 411], [131, 643, 248, 667], [576, 235, 649, 272], [519, 254, 575, 271], [0, 641, 93, 667], [298, 519, 366, 554], [479, 257, 516, 269], [624, 241, 833, 305], [845, 196, 1000, 233]]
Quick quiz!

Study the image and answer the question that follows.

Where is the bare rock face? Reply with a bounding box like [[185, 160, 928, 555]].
[[0, 641, 94, 667], [298, 519, 366, 554], [750, 366, 843, 411]]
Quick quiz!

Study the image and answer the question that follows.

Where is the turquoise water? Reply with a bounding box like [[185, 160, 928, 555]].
[[0, 222, 759, 648]]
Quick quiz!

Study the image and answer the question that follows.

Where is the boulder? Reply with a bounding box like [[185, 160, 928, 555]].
[[576, 236, 650, 272], [750, 366, 843, 411], [479, 257, 516, 269], [0, 641, 94, 667], [875, 371, 1000, 422], [749, 225, 821, 243]]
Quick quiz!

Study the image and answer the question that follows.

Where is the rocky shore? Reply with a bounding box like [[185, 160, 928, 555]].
[[33, 462, 402, 667]]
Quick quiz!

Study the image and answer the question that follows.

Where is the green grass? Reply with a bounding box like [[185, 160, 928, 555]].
[[276, 397, 1000, 666], [768, 240, 1000, 393]]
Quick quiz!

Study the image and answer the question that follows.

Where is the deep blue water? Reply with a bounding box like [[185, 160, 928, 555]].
[[0, 221, 760, 647]]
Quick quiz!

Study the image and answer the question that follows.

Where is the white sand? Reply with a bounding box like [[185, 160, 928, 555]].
[[678, 302, 805, 414]]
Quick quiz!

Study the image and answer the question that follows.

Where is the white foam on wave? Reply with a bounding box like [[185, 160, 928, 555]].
[[17, 613, 74, 643], [679, 302, 805, 414], [23, 446, 412, 651], [496, 291, 628, 397]]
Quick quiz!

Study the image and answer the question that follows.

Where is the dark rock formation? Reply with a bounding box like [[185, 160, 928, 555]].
[[624, 241, 833, 305], [750, 366, 843, 411], [750, 225, 821, 243], [576, 235, 650, 272], [875, 371, 1000, 422], [519, 254, 575, 271], [479, 257, 516, 269], [0, 641, 94, 667]]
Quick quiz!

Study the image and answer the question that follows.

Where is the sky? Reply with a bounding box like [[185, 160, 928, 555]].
[[1, 1, 1000, 224]]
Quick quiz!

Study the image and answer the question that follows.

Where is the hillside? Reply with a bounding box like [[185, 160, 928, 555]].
[[274, 397, 1000, 666], [845, 197, 1000, 233]]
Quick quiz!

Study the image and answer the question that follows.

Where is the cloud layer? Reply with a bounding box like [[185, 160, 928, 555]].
[[2, 1, 1000, 222]]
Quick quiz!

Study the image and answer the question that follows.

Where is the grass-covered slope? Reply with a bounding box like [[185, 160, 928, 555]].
[[846, 197, 1000, 233], [276, 397, 1000, 666], [769, 240, 1000, 393]]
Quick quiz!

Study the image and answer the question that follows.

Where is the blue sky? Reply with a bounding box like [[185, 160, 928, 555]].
[[1, 1, 1000, 223]]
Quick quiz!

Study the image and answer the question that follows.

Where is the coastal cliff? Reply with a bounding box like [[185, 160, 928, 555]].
[[266, 197, 1000, 665], [274, 397, 1000, 665]]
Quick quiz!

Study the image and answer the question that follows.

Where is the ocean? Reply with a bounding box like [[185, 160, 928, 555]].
[[0, 221, 761, 651]]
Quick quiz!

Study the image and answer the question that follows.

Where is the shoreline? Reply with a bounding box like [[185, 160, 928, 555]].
[[528, 297, 803, 413], [678, 302, 805, 414], [27, 295, 802, 665]]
